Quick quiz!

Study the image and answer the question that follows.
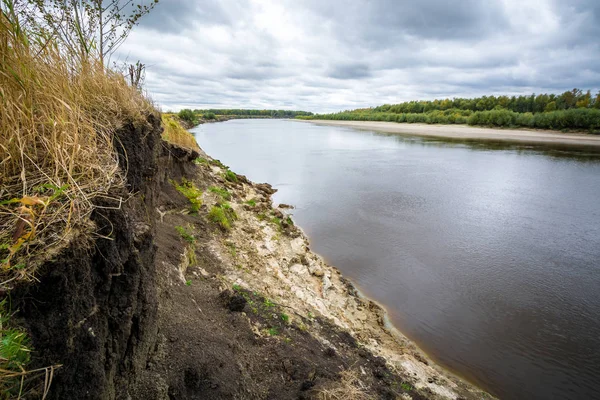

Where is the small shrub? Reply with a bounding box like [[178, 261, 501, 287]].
[[245, 199, 257, 207], [280, 313, 289, 323], [194, 157, 208, 165], [178, 108, 198, 125], [268, 327, 279, 336]]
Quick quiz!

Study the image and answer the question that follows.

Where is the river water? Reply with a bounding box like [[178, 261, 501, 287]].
[[192, 119, 600, 399]]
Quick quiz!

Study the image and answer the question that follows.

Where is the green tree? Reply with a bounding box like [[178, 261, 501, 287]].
[[31, 0, 159, 64], [178, 109, 197, 124], [545, 101, 557, 112]]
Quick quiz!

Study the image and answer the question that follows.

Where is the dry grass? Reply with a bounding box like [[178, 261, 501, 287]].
[[0, 3, 159, 397], [0, 9, 154, 284], [161, 115, 200, 152], [315, 370, 376, 400]]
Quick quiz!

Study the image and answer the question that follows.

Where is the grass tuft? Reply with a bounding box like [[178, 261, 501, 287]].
[[223, 169, 238, 182], [175, 225, 195, 244], [161, 115, 200, 151], [208, 203, 238, 230], [173, 179, 203, 213], [315, 369, 375, 400], [209, 186, 231, 201]]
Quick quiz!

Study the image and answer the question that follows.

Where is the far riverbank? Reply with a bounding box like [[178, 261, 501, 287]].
[[299, 120, 600, 149]]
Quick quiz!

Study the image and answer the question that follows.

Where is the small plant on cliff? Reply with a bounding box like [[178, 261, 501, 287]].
[[245, 199, 257, 207], [162, 115, 199, 151], [209, 186, 231, 201], [175, 226, 195, 244], [174, 179, 203, 213], [223, 169, 238, 183], [210, 159, 227, 168], [0, 299, 32, 395], [208, 203, 238, 230], [194, 157, 209, 165], [270, 216, 282, 230]]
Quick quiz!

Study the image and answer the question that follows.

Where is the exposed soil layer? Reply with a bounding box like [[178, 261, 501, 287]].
[[10, 118, 492, 399]]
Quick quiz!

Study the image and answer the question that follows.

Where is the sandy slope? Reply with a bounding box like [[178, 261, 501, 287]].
[[300, 120, 600, 148]]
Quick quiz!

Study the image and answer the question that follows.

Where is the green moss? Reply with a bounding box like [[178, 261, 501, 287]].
[[280, 313, 289, 323], [244, 199, 257, 207], [193, 157, 208, 165], [268, 327, 279, 336]]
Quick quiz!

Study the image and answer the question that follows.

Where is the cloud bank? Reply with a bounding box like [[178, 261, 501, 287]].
[[115, 0, 600, 112]]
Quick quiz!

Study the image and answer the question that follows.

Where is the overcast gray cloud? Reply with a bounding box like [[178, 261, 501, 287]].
[[116, 0, 600, 112]]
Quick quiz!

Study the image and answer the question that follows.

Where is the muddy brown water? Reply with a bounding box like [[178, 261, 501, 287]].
[[192, 119, 600, 400]]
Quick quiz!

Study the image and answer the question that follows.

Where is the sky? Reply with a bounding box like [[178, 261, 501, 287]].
[[116, 0, 600, 113]]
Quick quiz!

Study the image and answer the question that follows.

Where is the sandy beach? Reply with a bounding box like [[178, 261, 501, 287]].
[[300, 120, 600, 149]]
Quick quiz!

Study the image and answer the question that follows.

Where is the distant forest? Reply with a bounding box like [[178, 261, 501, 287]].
[[195, 109, 313, 118], [298, 89, 600, 132]]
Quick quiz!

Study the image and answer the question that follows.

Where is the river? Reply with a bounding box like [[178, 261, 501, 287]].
[[192, 119, 600, 399]]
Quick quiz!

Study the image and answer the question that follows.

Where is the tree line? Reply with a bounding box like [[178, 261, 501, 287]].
[[194, 109, 313, 118], [298, 90, 600, 132], [372, 89, 600, 114]]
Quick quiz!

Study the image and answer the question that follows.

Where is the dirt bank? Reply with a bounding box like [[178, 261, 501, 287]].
[[300, 120, 600, 149], [11, 118, 492, 399], [138, 149, 492, 399]]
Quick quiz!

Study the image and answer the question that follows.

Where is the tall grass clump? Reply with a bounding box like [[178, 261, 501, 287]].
[[0, 3, 155, 282], [0, 0, 158, 395], [161, 115, 200, 151]]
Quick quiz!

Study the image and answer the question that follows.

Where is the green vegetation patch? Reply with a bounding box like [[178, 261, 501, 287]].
[[174, 178, 203, 213], [178, 108, 198, 125], [301, 89, 600, 132], [223, 169, 238, 182], [0, 299, 32, 394], [209, 186, 231, 201], [208, 203, 238, 230], [175, 225, 195, 244]]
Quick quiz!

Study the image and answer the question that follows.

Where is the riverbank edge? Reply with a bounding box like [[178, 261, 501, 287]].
[[196, 149, 494, 399], [298, 119, 600, 149]]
